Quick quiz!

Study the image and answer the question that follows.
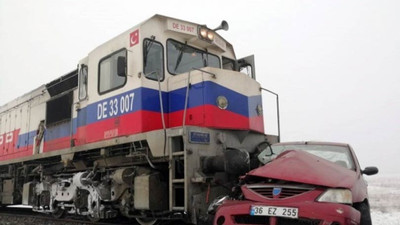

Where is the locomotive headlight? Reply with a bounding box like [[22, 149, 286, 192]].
[[216, 96, 228, 109], [198, 26, 215, 42], [207, 32, 214, 41], [200, 27, 208, 38], [317, 188, 352, 204]]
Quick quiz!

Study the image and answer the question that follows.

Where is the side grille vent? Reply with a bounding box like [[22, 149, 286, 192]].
[[234, 215, 270, 224], [233, 215, 321, 225], [234, 215, 321, 225]]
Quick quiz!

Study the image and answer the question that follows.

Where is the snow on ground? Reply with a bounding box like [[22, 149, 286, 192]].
[[367, 174, 400, 225]]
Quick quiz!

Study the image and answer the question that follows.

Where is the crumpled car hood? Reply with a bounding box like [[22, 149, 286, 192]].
[[247, 150, 357, 188]]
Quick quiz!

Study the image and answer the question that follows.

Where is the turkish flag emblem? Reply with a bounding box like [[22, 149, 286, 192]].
[[130, 29, 139, 47]]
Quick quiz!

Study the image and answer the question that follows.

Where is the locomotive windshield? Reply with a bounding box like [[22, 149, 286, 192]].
[[143, 39, 164, 80], [167, 39, 220, 74]]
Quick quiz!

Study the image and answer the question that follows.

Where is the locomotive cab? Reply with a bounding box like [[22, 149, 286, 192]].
[[74, 16, 270, 222], [75, 15, 264, 144]]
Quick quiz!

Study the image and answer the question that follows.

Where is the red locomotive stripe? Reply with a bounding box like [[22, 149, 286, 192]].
[[85, 110, 164, 143], [0, 147, 32, 161], [41, 111, 165, 152], [203, 105, 251, 130], [168, 105, 263, 132], [30, 106, 263, 154], [74, 111, 165, 148], [249, 115, 264, 134], [43, 136, 72, 152]]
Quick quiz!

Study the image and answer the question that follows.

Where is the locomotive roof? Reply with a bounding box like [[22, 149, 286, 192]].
[[1, 15, 235, 113], [88, 14, 233, 55]]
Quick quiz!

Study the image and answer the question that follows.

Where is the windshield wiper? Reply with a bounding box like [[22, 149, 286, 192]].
[[174, 49, 184, 72], [143, 37, 155, 68], [202, 52, 208, 67], [174, 41, 192, 72]]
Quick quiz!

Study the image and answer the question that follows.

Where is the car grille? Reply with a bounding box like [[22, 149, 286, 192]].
[[278, 217, 321, 225], [234, 215, 270, 224], [247, 185, 313, 199], [233, 215, 321, 225]]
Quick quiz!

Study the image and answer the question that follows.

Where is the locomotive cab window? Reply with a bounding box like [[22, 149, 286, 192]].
[[78, 65, 88, 100], [167, 39, 220, 75], [222, 57, 236, 71], [98, 49, 127, 94], [143, 39, 164, 81]]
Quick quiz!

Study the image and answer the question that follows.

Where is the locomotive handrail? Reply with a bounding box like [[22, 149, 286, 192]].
[[260, 87, 281, 142], [182, 67, 217, 129], [145, 71, 167, 156], [182, 70, 191, 129], [157, 72, 167, 157], [190, 67, 216, 79]]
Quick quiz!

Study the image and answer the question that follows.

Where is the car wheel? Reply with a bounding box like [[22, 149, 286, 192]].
[[357, 202, 372, 225]]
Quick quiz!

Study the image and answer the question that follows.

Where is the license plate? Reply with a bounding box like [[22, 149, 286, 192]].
[[250, 205, 298, 219]]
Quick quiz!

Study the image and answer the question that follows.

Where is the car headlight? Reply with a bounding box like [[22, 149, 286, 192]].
[[317, 188, 352, 204], [208, 195, 229, 214]]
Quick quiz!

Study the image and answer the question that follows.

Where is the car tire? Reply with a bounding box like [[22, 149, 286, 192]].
[[357, 202, 372, 225]]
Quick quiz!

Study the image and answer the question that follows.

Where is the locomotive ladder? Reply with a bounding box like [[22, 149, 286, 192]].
[[168, 132, 187, 212]]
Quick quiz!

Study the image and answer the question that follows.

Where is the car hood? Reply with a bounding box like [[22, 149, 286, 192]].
[[247, 150, 357, 188]]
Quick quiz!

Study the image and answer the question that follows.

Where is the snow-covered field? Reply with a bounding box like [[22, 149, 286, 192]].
[[367, 174, 400, 225]]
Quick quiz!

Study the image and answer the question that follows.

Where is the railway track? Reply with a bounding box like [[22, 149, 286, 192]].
[[0, 206, 192, 225], [0, 207, 132, 225]]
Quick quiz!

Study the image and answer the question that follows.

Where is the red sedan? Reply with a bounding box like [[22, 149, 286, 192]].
[[212, 142, 378, 225]]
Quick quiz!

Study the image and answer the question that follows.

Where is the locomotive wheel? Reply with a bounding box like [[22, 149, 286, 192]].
[[136, 218, 158, 225], [88, 215, 101, 222], [52, 207, 65, 219]]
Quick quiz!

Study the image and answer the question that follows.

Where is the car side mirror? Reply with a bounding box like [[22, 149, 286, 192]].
[[362, 166, 378, 176], [117, 56, 127, 77], [256, 141, 273, 156], [256, 141, 274, 165]]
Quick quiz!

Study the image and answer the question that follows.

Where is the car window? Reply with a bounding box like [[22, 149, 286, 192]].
[[267, 144, 356, 170]]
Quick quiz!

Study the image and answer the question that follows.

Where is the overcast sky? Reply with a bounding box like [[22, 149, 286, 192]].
[[1, 0, 399, 175]]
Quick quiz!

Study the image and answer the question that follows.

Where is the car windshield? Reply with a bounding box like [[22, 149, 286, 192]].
[[260, 144, 356, 170]]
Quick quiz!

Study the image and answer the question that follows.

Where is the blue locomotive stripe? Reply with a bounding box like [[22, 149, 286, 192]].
[[248, 95, 262, 117], [85, 87, 169, 124], [16, 130, 36, 149], [85, 81, 257, 125], [203, 82, 249, 116], [45, 121, 73, 142], [16, 80, 262, 144], [168, 81, 250, 117], [170, 81, 260, 117]]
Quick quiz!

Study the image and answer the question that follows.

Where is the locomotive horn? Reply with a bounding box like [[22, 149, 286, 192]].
[[213, 20, 229, 31]]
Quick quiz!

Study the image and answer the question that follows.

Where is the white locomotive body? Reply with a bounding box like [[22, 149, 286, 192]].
[[0, 15, 276, 224]]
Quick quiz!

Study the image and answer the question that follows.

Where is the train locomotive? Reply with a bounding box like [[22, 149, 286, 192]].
[[0, 15, 278, 224]]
